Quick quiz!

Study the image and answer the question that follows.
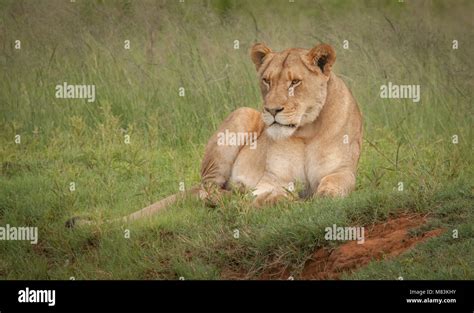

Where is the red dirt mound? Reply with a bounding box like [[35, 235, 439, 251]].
[[222, 214, 444, 280], [301, 214, 444, 279]]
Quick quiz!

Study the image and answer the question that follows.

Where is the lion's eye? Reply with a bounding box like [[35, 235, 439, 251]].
[[291, 79, 301, 86], [262, 78, 270, 85]]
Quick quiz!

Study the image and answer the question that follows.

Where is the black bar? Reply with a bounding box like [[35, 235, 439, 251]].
[[0, 280, 472, 313]]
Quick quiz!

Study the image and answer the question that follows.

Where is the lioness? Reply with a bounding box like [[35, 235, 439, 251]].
[[67, 43, 362, 227]]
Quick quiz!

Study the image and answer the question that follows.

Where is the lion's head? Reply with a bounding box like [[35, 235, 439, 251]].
[[250, 43, 336, 140]]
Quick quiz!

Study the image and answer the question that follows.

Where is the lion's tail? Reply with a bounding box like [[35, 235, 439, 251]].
[[66, 185, 201, 228], [118, 185, 201, 223]]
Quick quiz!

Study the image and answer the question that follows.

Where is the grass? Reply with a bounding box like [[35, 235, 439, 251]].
[[0, 0, 473, 279]]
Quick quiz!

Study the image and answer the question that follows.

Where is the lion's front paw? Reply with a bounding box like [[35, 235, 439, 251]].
[[252, 190, 287, 208], [316, 183, 346, 197]]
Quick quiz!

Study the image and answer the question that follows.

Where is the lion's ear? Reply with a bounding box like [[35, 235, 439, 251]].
[[306, 44, 336, 76], [250, 43, 272, 70]]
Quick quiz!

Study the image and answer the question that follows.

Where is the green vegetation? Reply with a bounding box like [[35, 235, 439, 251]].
[[0, 0, 472, 279]]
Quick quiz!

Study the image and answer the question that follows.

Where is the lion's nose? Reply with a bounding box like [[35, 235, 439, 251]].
[[264, 107, 284, 117]]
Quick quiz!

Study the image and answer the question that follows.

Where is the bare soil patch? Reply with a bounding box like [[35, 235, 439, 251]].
[[223, 214, 444, 280], [301, 213, 444, 279]]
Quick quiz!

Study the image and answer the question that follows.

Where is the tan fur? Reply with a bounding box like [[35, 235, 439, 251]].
[[67, 43, 362, 227], [202, 43, 363, 206]]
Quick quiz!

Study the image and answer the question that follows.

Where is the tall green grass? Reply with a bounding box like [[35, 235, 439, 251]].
[[0, 0, 472, 279]]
